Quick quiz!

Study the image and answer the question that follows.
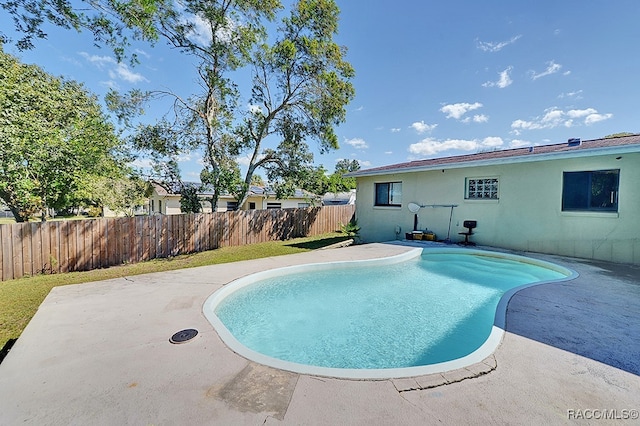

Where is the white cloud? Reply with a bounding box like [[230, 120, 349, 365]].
[[134, 48, 150, 59], [358, 160, 372, 167], [344, 137, 368, 149], [408, 136, 504, 156], [110, 63, 148, 83], [476, 35, 522, 52], [183, 14, 214, 45], [511, 107, 613, 133], [236, 155, 254, 166], [181, 12, 241, 47], [410, 121, 438, 134], [440, 102, 483, 120], [79, 52, 148, 84], [131, 158, 153, 169], [384, 151, 393, 155], [409, 138, 475, 156], [585, 113, 613, 125], [79, 52, 114, 67], [390, 128, 401, 133], [482, 66, 513, 88], [509, 139, 533, 148], [558, 90, 583, 99], [473, 114, 489, 123], [530, 60, 563, 80], [248, 104, 263, 114], [482, 136, 504, 147], [461, 114, 488, 124], [566, 108, 597, 118]]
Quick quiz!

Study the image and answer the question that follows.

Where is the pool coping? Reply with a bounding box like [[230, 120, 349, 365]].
[[203, 244, 579, 380], [2, 242, 638, 424]]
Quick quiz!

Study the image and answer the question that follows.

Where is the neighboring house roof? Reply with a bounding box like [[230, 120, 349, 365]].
[[322, 190, 356, 205], [151, 181, 316, 199], [347, 134, 640, 177]]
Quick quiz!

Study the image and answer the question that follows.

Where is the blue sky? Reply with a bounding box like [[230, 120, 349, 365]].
[[4, 0, 639, 181]]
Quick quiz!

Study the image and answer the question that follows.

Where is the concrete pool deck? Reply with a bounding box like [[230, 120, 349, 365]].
[[1, 242, 639, 424]]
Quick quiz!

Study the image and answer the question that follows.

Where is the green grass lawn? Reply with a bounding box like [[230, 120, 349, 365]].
[[0, 233, 351, 355]]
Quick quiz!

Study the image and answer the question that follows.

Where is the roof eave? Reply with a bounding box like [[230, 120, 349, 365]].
[[349, 144, 640, 178]]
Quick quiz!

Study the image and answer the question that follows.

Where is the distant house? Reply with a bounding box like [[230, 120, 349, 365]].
[[347, 134, 640, 265], [322, 189, 356, 206], [103, 205, 148, 218], [148, 182, 319, 215]]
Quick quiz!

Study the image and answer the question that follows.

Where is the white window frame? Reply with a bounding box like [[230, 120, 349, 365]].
[[465, 177, 499, 200]]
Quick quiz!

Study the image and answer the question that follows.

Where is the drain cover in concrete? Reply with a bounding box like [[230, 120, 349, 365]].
[[170, 328, 198, 344]]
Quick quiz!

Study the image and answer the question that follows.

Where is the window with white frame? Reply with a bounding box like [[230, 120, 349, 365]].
[[266, 202, 282, 209], [466, 177, 499, 200], [375, 182, 402, 206]]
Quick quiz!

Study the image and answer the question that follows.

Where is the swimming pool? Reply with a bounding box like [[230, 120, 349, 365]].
[[203, 247, 576, 379]]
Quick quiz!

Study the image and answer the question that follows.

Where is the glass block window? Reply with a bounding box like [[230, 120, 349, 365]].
[[466, 178, 499, 200]]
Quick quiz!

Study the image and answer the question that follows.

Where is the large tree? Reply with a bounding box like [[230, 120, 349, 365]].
[[0, 46, 130, 222], [109, 0, 354, 209], [81, 175, 149, 216], [303, 158, 359, 197], [232, 0, 355, 207], [108, 0, 281, 210]]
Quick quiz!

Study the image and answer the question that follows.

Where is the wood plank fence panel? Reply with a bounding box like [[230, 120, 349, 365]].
[[20, 223, 32, 278], [0, 205, 354, 281], [48, 222, 59, 274], [1, 226, 13, 280], [39, 222, 50, 274], [12, 224, 24, 279], [0, 225, 5, 281], [69, 221, 78, 272]]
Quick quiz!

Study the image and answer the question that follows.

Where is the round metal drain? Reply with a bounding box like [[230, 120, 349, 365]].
[[169, 328, 198, 344]]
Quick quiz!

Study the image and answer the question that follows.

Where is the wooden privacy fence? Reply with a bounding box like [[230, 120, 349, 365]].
[[0, 205, 355, 281]]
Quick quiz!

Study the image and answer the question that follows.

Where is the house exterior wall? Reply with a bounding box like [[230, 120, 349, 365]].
[[149, 194, 184, 215], [148, 193, 313, 214], [355, 152, 640, 265]]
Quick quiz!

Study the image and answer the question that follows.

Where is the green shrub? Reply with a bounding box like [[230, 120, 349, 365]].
[[339, 219, 360, 237]]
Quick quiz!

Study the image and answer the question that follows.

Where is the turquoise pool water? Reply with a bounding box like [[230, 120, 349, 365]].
[[208, 250, 570, 375]]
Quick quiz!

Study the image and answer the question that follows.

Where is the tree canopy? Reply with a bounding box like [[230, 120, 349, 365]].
[[302, 159, 359, 197], [1, 0, 161, 62], [107, 0, 354, 209], [4, 0, 356, 209], [0, 46, 132, 221], [232, 0, 355, 207]]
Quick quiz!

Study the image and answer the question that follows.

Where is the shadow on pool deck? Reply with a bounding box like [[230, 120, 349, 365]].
[[503, 255, 640, 376]]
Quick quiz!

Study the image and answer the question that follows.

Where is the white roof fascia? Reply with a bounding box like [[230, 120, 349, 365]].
[[350, 144, 640, 178]]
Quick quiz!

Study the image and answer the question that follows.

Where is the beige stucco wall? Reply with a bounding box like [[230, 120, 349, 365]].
[[355, 152, 640, 265]]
